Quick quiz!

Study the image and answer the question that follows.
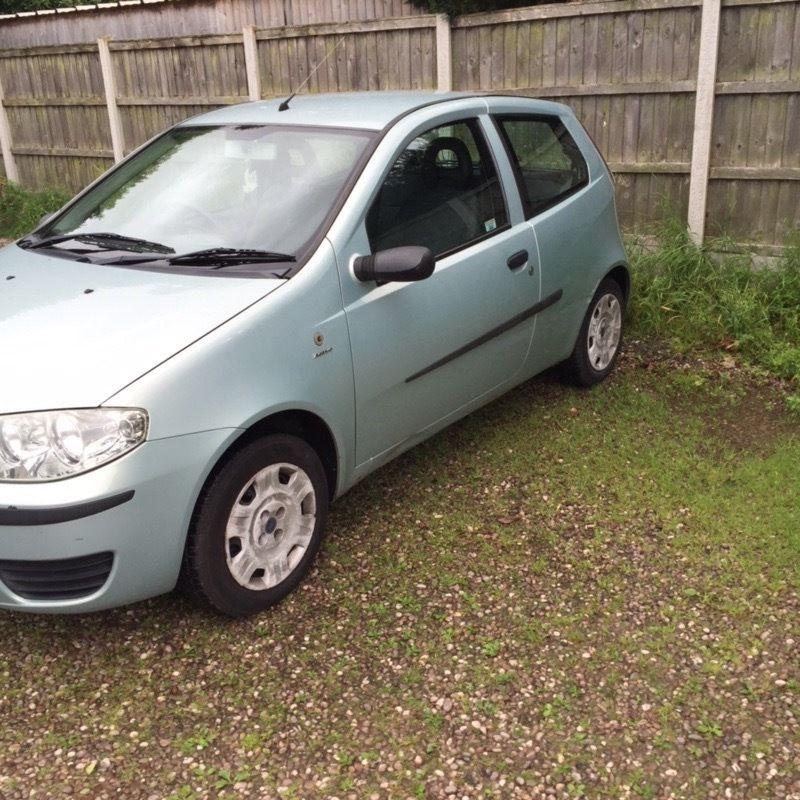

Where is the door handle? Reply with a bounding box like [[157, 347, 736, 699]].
[[506, 250, 528, 270]]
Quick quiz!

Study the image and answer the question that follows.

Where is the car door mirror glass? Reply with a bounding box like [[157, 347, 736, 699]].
[[354, 246, 435, 284]]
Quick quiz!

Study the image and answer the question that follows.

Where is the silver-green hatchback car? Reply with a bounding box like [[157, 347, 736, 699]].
[[0, 92, 629, 616]]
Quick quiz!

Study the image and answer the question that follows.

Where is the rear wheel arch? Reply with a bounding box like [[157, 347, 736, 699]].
[[563, 263, 630, 361], [562, 275, 625, 387], [605, 263, 631, 309]]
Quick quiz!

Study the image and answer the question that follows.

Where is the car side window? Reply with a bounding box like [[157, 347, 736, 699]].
[[366, 119, 508, 258], [495, 115, 589, 218]]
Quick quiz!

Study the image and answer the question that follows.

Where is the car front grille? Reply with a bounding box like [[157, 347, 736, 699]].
[[0, 552, 114, 600]]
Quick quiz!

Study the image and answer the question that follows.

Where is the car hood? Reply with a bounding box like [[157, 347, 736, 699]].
[[0, 245, 282, 412]]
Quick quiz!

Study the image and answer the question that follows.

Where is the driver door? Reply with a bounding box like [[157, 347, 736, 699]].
[[334, 115, 541, 468]]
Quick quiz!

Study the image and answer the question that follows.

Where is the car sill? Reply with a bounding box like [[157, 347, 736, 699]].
[[405, 289, 563, 384]]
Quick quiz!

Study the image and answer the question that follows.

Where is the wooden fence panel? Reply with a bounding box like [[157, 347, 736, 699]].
[[0, 47, 113, 189], [256, 23, 436, 95], [706, 0, 800, 244], [111, 37, 249, 152], [0, 0, 796, 247]]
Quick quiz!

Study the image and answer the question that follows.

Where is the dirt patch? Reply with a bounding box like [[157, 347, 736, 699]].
[[703, 382, 798, 455], [624, 339, 799, 456]]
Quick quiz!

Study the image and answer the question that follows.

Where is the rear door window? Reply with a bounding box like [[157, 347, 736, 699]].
[[366, 119, 509, 258], [495, 115, 588, 218]]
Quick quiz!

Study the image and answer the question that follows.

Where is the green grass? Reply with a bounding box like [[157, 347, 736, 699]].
[[628, 220, 800, 398], [0, 351, 797, 798], [0, 188, 796, 795], [0, 178, 69, 239]]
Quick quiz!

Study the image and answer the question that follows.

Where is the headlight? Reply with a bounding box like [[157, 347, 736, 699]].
[[0, 408, 148, 482]]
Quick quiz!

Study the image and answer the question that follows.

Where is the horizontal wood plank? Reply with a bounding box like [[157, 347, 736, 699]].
[[12, 146, 114, 158], [0, 42, 98, 58], [710, 165, 800, 180], [452, 0, 700, 29], [608, 161, 691, 174], [450, 0, 785, 29], [610, 162, 800, 180], [721, 0, 797, 7], [2, 97, 107, 107], [116, 95, 246, 106], [109, 33, 242, 51], [491, 81, 697, 97], [256, 15, 437, 41], [716, 79, 800, 95]]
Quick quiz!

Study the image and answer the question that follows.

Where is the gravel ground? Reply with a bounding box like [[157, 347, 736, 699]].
[[0, 344, 798, 800]]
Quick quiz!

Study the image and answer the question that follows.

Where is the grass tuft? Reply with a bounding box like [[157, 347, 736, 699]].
[[628, 220, 800, 394], [0, 178, 70, 239]]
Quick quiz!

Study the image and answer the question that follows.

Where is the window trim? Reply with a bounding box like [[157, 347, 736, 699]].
[[491, 113, 589, 221], [365, 116, 511, 261]]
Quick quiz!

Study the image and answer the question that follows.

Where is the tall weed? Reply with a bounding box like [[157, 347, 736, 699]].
[[629, 220, 800, 388]]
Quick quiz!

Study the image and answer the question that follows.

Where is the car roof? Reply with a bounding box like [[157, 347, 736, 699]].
[[180, 91, 569, 132]]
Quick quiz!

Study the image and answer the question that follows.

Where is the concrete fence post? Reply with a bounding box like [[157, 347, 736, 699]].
[[243, 26, 262, 102], [0, 74, 19, 183], [687, 0, 722, 245], [435, 14, 452, 92], [98, 37, 126, 163]]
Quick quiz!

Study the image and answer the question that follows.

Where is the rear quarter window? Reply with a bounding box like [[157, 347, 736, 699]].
[[495, 115, 589, 219]]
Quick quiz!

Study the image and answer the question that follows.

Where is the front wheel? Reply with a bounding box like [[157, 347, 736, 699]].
[[182, 434, 328, 617], [563, 277, 625, 387]]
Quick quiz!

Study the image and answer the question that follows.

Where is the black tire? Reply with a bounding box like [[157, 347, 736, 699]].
[[562, 277, 625, 387], [182, 434, 328, 618]]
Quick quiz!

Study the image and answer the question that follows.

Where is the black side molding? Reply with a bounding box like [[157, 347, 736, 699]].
[[406, 288, 563, 383], [0, 490, 135, 527]]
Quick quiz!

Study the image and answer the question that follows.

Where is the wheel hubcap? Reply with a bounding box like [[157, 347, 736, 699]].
[[225, 463, 316, 590], [587, 293, 622, 372]]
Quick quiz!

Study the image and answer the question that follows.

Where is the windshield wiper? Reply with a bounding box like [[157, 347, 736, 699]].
[[167, 248, 296, 267], [20, 232, 175, 254]]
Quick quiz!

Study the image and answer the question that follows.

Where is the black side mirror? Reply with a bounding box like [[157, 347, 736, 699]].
[[354, 246, 435, 284]]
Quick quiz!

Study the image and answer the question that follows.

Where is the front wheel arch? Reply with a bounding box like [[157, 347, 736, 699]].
[[182, 433, 329, 616], [197, 410, 340, 510]]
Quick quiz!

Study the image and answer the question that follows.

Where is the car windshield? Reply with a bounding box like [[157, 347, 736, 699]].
[[36, 124, 374, 260]]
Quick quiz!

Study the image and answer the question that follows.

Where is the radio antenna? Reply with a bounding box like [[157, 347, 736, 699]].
[[278, 36, 346, 111]]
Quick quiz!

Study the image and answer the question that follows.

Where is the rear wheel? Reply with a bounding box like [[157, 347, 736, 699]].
[[563, 277, 624, 387], [182, 434, 328, 617]]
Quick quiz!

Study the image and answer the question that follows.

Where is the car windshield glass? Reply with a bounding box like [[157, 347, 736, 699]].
[[37, 124, 373, 259]]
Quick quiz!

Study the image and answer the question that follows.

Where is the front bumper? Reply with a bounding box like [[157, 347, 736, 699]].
[[0, 428, 236, 613]]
